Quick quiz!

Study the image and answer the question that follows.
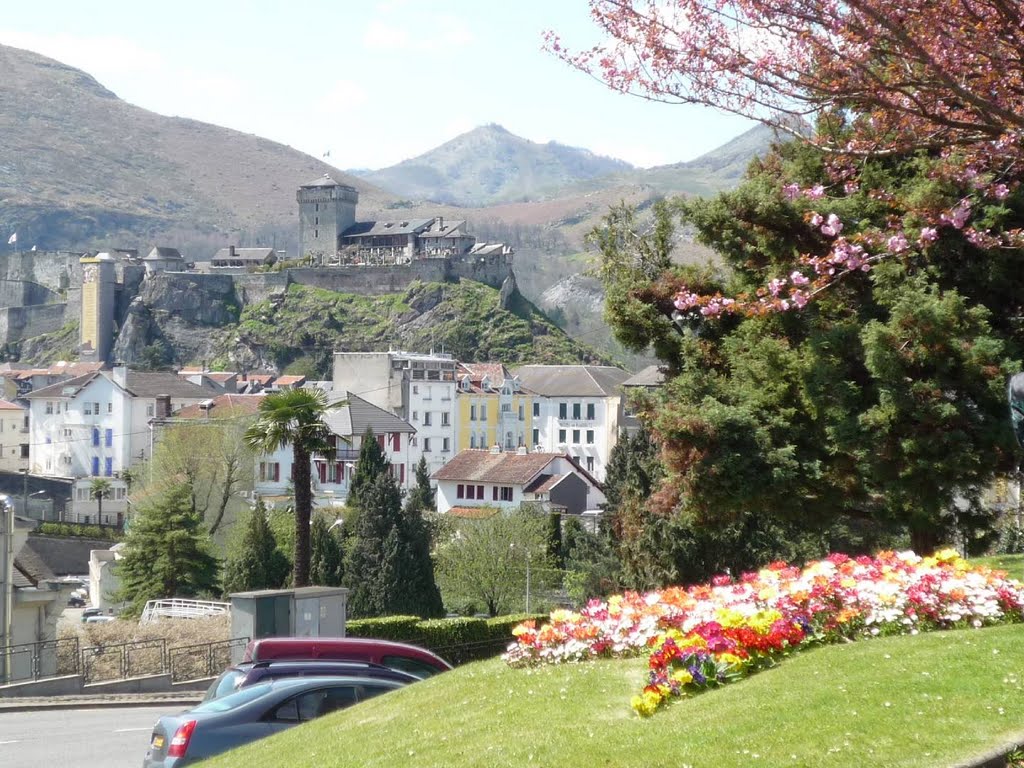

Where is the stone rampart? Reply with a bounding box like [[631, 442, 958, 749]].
[[0, 304, 69, 343]]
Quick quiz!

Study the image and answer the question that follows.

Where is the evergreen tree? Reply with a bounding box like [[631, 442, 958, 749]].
[[117, 485, 220, 616], [345, 472, 444, 618], [309, 513, 345, 587], [404, 457, 436, 515], [348, 427, 390, 513], [222, 499, 289, 594], [546, 512, 564, 571]]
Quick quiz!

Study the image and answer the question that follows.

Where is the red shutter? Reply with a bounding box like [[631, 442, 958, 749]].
[[377, 435, 385, 449], [492, 486, 498, 501], [318, 463, 327, 484], [457, 484, 464, 499], [477, 485, 484, 499], [336, 462, 343, 482], [399, 463, 406, 484], [273, 463, 280, 482]]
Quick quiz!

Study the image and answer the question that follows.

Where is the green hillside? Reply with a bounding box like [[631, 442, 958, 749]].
[[210, 280, 610, 376], [200, 624, 1024, 768]]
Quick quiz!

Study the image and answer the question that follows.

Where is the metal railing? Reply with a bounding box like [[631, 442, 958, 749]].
[[140, 598, 231, 624], [80, 638, 167, 684], [1, 637, 80, 683], [168, 637, 250, 683]]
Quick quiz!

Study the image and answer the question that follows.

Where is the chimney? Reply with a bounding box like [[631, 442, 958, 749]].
[[516, 446, 527, 456], [229, 245, 236, 259], [489, 444, 501, 455], [155, 394, 172, 419], [437, 216, 444, 231], [111, 366, 127, 389]]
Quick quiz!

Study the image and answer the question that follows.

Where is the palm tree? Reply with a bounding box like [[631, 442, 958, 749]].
[[90, 478, 112, 524], [244, 388, 338, 587]]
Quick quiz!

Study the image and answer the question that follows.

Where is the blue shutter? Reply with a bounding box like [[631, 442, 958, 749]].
[[91, 457, 100, 476], [92, 428, 99, 447], [105, 429, 113, 447], [104, 458, 113, 477]]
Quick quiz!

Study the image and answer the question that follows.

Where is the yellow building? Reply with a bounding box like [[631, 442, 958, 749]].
[[0, 398, 28, 472], [455, 364, 534, 452]]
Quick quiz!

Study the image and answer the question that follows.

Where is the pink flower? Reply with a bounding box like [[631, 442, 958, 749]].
[[886, 233, 909, 253], [820, 213, 843, 237], [790, 271, 810, 286], [782, 183, 801, 200], [809, 212, 824, 227], [792, 290, 809, 308], [768, 278, 786, 297], [674, 290, 700, 310], [843, 181, 859, 195], [994, 183, 1010, 200], [918, 227, 939, 245], [806, 185, 825, 200]]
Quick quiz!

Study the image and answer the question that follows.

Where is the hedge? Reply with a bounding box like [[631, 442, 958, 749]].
[[342, 613, 549, 666]]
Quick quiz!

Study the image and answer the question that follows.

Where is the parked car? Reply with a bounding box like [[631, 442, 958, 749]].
[[202, 659, 420, 702], [241, 637, 452, 679], [80, 607, 105, 622], [67, 595, 85, 608], [143, 675, 405, 767]]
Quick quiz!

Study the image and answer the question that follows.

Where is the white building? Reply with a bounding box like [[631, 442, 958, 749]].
[[432, 447, 605, 518], [513, 365, 632, 482], [25, 367, 220, 524], [333, 351, 457, 477]]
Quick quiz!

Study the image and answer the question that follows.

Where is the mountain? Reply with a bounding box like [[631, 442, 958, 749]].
[[354, 124, 634, 207], [0, 44, 394, 254]]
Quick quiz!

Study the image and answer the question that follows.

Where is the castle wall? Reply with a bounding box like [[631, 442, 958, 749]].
[[289, 260, 450, 294], [0, 304, 68, 343], [448, 252, 511, 289], [230, 273, 290, 305]]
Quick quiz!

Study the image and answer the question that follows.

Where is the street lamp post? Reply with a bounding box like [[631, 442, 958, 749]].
[[510, 543, 532, 614]]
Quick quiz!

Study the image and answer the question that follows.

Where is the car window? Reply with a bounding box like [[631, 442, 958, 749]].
[[381, 655, 443, 679], [271, 686, 358, 722], [204, 669, 247, 701], [193, 683, 273, 713]]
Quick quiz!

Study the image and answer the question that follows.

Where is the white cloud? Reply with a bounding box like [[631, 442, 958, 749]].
[[361, 12, 474, 53]]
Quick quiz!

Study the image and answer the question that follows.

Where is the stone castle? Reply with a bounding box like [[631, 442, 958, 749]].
[[0, 176, 515, 364]]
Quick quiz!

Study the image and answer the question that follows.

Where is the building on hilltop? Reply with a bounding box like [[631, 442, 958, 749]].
[[297, 174, 511, 265], [200, 246, 277, 271], [142, 246, 186, 274]]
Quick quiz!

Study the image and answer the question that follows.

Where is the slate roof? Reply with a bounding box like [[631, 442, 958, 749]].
[[325, 392, 416, 437], [341, 219, 434, 237], [25, 372, 102, 399], [524, 473, 566, 494], [175, 394, 265, 419], [212, 247, 275, 262], [125, 371, 221, 398], [513, 365, 632, 397], [14, 540, 55, 589], [432, 450, 561, 485], [622, 365, 666, 388], [273, 375, 307, 387], [302, 174, 343, 188]]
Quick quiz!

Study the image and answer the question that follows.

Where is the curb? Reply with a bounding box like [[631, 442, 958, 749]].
[[0, 693, 203, 713]]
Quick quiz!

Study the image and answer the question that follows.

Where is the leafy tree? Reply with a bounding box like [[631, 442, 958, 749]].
[[554, 1, 1024, 313], [222, 499, 290, 594], [545, 512, 564, 571], [117, 485, 220, 616], [309, 513, 344, 587], [89, 478, 111, 522], [243, 388, 337, 587], [145, 418, 253, 536], [591, 140, 1018, 560], [435, 507, 555, 616], [561, 517, 622, 606], [345, 473, 443, 618]]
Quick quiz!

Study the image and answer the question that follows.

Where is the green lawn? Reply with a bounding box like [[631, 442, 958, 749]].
[[199, 624, 1024, 768], [972, 554, 1024, 580]]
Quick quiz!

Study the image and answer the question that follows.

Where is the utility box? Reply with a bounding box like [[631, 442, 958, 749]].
[[229, 587, 348, 643]]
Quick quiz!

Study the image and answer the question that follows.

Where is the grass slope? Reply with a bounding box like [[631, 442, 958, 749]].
[[217, 281, 610, 376], [201, 624, 1024, 768]]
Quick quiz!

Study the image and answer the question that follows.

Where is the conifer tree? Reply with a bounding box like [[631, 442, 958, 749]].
[[222, 499, 289, 594], [348, 427, 391, 514], [117, 485, 220, 616], [309, 513, 344, 587], [404, 456, 436, 515]]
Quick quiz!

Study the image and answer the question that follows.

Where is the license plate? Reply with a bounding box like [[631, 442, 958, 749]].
[[151, 735, 165, 750]]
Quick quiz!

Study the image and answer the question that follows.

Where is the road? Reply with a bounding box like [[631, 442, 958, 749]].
[[0, 705, 177, 768]]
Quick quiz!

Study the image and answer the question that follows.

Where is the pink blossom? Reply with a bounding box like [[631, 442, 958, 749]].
[[790, 271, 810, 286], [820, 213, 843, 237], [768, 278, 786, 297], [809, 212, 824, 227], [994, 183, 1010, 200], [886, 233, 909, 253], [782, 183, 801, 200], [806, 185, 825, 200], [791, 290, 809, 308], [918, 227, 939, 245], [843, 181, 859, 195], [941, 200, 972, 229], [673, 290, 700, 310]]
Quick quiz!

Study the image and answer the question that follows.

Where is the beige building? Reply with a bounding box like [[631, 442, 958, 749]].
[[0, 399, 28, 473]]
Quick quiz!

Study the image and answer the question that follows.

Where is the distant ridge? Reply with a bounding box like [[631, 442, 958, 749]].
[[355, 124, 634, 207]]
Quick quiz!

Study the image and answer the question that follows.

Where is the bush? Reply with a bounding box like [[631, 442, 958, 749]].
[[345, 615, 422, 643]]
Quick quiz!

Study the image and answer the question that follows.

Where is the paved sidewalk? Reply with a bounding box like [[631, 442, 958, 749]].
[[0, 691, 203, 712]]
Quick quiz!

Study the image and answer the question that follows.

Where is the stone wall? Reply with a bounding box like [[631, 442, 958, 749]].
[[0, 304, 68, 343], [230, 272, 290, 305]]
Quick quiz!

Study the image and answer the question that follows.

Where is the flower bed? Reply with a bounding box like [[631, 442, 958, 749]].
[[503, 550, 1024, 715]]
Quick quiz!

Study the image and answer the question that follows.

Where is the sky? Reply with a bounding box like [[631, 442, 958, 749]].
[[0, 0, 755, 171]]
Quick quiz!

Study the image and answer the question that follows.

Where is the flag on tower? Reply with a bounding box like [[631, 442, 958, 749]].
[[6, 232, 15, 245]]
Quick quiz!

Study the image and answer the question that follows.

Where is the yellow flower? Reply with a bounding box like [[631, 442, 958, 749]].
[[631, 690, 663, 717], [671, 669, 694, 685]]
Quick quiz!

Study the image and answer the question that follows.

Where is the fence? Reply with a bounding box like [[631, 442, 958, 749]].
[[140, 599, 231, 624], [2, 637, 80, 683], [168, 638, 250, 683]]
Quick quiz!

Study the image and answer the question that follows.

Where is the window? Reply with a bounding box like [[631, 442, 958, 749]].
[[501, 486, 514, 502], [518, 404, 524, 421], [423, 412, 432, 426], [492, 486, 499, 501], [480, 404, 488, 421], [476, 485, 484, 499], [572, 429, 580, 444], [146, 404, 154, 417], [105, 429, 113, 447], [19, 445, 28, 459], [501, 403, 512, 413], [441, 412, 450, 427], [45, 402, 53, 415], [423, 438, 431, 452], [93, 402, 100, 415], [533, 402, 540, 417], [586, 430, 595, 444], [107, 402, 113, 414], [558, 429, 566, 444], [442, 437, 450, 452], [470, 435, 476, 448], [92, 428, 100, 447], [413, 385, 419, 394], [91, 457, 100, 476], [104, 457, 113, 477], [259, 462, 281, 482], [586, 403, 595, 420], [559, 402, 567, 419], [84, 402, 92, 415], [412, 411, 419, 421], [573, 403, 581, 419], [457, 484, 465, 499], [314, 228, 318, 238], [586, 456, 595, 472], [532, 429, 539, 445], [470, 404, 477, 421]]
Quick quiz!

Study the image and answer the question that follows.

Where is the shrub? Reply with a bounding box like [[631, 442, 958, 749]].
[[345, 615, 422, 643]]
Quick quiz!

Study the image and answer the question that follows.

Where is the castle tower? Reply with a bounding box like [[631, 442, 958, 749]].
[[79, 252, 117, 363], [297, 174, 359, 259]]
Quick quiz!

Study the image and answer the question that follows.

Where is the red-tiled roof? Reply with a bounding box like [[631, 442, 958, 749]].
[[433, 450, 559, 485], [447, 506, 500, 519], [205, 372, 238, 383], [0, 398, 24, 411], [274, 375, 307, 386], [174, 394, 265, 419]]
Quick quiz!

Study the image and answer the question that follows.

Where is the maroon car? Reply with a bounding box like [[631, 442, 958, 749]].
[[242, 637, 452, 679]]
